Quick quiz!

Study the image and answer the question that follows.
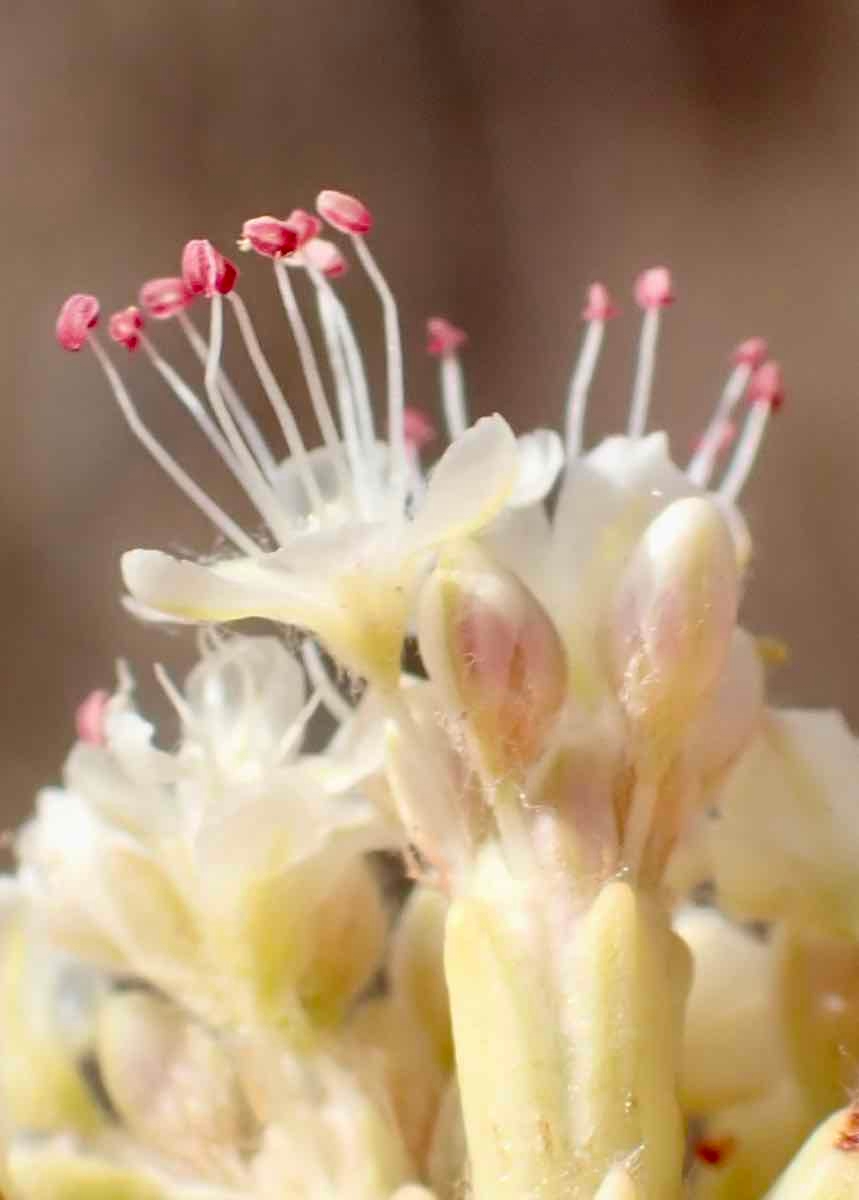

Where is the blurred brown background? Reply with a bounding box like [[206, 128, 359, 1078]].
[[2, 0, 858, 822]]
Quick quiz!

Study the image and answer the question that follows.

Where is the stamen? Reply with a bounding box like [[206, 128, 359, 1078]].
[[75, 689, 110, 746], [301, 640, 354, 724], [139, 276, 194, 321], [237, 216, 299, 259], [284, 209, 323, 248], [85, 330, 260, 556], [108, 306, 144, 352], [138, 330, 282, 533], [404, 407, 437, 453], [315, 191, 407, 505], [426, 317, 468, 440], [299, 237, 348, 278], [628, 267, 674, 439], [719, 361, 784, 501], [272, 258, 349, 491], [276, 688, 323, 760], [687, 337, 768, 486], [176, 310, 278, 481], [56, 293, 100, 351], [153, 663, 200, 735], [565, 282, 618, 455], [225, 291, 325, 515]]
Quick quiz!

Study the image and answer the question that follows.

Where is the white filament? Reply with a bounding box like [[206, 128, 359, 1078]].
[[353, 235, 407, 507], [273, 260, 348, 493], [177, 310, 278, 481], [719, 401, 771, 501], [687, 363, 752, 486], [565, 318, 606, 455], [440, 352, 468, 441], [628, 307, 661, 439], [225, 292, 324, 517], [88, 335, 259, 557], [309, 270, 376, 457], [300, 640, 354, 724]]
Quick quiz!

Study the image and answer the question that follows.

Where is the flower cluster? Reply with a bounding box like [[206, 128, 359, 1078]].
[[7, 187, 859, 1200]]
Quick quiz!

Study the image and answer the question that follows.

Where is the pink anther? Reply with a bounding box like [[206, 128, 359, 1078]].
[[139, 277, 194, 320], [108, 306, 144, 351], [634, 266, 675, 310], [75, 689, 110, 746], [731, 337, 768, 369], [316, 189, 374, 235], [285, 208, 323, 248], [56, 294, 100, 351], [182, 239, 222, 299], [582, 282, 619, 322], [301, 237, 349, 278], [748, 361, 785, 412], [426, 317, 467, 357], [404, 406, 438, 451], [238, 216, 299, 259], [692, 419, 737, 455]]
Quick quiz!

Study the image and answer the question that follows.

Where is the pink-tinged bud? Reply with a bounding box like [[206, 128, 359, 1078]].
[[108, 306, 144, 351], [748, 360, 785, 412], [301, 237, 349, 278], [418, 542, 567, 777], [404, 406, 437, 452], [75, 689, 110, 746], [634, 266, 675, 310], [56, 293, 99, 351], [582, 282, 619, 322], [316, 189, 374, 235], [139, 277, 193, 320], [426, 317, 468, 358], [732, 336, 768, 369], [284, 208, 323, 247], [238, 216, 299, 259], [610, 497, 739, 764]]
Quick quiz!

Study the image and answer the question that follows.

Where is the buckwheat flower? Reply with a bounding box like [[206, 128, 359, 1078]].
[[17, 635, 392, 1035]]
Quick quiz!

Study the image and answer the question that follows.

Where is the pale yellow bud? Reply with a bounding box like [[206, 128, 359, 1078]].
[[609, 497, 739, 774], [418, 540, 567, 779], [765, 1105, 859, 1200], [97, 990, 250, 1173]]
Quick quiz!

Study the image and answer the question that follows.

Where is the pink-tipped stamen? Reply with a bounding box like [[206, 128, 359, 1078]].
[[404, 407, 437, 453], [719, 360, 784, 501], [316, 189, 374, 235], [108, 306, 144, 352], [139, 277, 194, 321], [425, 318, 468, 441], [224, 291, 325, 515], [86, 330, 260, 556], [284, 209, 323, 248], [75, 689, 110, 746], [182, 239, 223, 298], [238, 216, 299, 259], [687, 337, 769, 486], [628, 267, 674, 439], [565, 282, 617, 455], [176, 310, 278, 481], [299, 237, 348, 278], [271, 258, 349, 491], [56, 294, 99, 351]]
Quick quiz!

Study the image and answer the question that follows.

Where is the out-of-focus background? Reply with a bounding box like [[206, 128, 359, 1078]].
[[3, 0, 858, 821]]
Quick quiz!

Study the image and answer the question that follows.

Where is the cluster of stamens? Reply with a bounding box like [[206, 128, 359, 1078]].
[[56, 187, 785, 572]]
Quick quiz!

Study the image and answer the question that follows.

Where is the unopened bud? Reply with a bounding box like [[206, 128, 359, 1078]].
[[108, 306, 144, 351], [56, 294, 99, 351], [238, 215, 299, 258], [316, 188, 374, 235], [609, 497, 739, 763], [418, 541, 566, 779], [139, 276, 193, 320]]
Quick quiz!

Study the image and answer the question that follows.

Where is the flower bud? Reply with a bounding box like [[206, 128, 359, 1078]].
[[609, 497, 739, 772], [418, 541, 566, 779]]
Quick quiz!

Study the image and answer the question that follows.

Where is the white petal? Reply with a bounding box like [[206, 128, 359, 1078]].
[[508, 429, 564, 508], [407, 415, 519, 551]]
